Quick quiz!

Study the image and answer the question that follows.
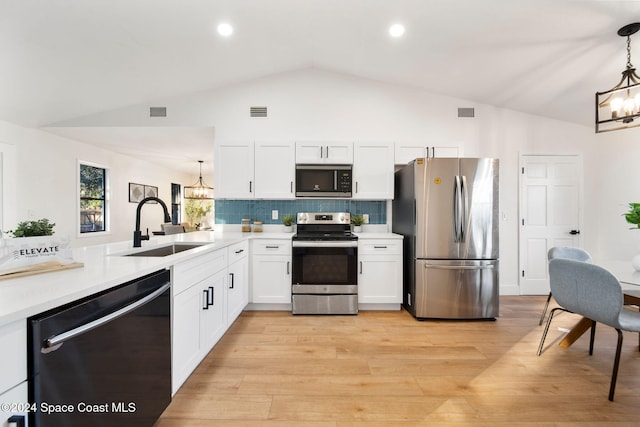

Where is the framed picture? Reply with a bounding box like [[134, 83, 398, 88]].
[[144, 185, 158, 202], [128, 183, 145, 203]]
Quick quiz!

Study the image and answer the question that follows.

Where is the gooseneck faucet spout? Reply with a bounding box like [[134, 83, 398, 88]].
[[133, 197, 172, 247]]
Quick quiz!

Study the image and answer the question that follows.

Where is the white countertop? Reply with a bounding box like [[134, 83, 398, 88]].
[[0, 231, 252, 327], [0, 230, 401, 327]]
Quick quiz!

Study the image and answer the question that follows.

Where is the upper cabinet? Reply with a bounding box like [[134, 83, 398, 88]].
[[254, 141, 295, 199], [215, 141, 295, 199], [353, 142, 394, 199], [295, 141, 353, 164], [394, 143, 463, 164], [214, 142, 255, 199]]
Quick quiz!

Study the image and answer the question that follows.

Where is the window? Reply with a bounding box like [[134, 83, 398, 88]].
[[79, 162, 108, 234]]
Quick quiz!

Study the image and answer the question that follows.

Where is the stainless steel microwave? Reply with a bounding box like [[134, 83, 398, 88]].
[[295, 165, 352, 197]]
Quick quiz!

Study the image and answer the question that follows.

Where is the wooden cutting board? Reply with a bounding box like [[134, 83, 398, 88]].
[[0, 262, 84, 281]]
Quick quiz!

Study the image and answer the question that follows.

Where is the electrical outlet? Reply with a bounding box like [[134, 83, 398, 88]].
[[272, 210, 278, 220], [362, 214, 369, 224]]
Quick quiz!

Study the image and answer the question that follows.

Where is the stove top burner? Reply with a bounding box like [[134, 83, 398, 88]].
[[293, 212, 357, 242]]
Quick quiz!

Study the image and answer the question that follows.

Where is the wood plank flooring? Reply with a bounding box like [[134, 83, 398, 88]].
[[155, 296, 640, 426]]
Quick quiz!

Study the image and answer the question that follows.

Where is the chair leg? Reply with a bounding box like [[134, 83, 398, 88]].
[[589, 320, 596, 355], [609, 329, 624, 402], [537, 307, 564, 356], [539, 292, 553, 326]]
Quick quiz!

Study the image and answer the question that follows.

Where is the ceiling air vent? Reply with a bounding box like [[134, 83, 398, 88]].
[[150, 107, 167, 117], [458, 107, 475, 118], [250, 106, 268, 118]]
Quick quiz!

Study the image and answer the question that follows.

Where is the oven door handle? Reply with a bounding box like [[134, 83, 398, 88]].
[[44, 282, 171, 351], [292, 241, 358, 248]]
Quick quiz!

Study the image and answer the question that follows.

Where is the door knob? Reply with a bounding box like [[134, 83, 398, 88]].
[[569, 230, 580, 235]]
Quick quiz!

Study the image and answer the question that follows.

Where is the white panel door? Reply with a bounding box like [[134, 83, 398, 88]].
[[214, 142, 254, 198], [519, 155, 582, 295]]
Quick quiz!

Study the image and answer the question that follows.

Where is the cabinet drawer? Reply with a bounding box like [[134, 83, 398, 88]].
[[358, 239, 402, 255], [0, 381, 28, 426], [252, 239, 291, 255], [0, 320, 27, 395], [227, 240, 249, 264], [173, 249, 227, 295]]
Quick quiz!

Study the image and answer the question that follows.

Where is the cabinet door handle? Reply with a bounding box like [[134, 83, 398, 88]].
[[266, 245, 280, 249], [208, 286, 215, 306], [373, 245, 387, 249], [235, 249, 244, 254], [229, 272, 235, 289], [287, 261, 290, 275], [249, 181, 252, 193], [320, 146, 323, 158], [290, 181, 293, 193], [326, 146, 329, 158], [203, 289, 209, 310], [8, 416, 26, 427], [359, 261, 363, 274]]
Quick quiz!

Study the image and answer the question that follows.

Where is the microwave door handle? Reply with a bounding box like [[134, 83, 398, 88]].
[[334, 170, 338, 190]]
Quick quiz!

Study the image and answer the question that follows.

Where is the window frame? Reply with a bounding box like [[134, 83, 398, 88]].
[[77, 160, 110, 237]]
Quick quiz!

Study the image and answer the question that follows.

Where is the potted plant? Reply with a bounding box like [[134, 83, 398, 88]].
[[624, 203, 640, 270], [351, 214, 365, 232], [624, 203, 640, 229], [282, 214, 295, 232], [1, 218, 74, 274], [185, 199, 213, 231], [8, 218, 56, 237]]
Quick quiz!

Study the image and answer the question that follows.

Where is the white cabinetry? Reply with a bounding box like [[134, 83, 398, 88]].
[[0, 320, 28, 426], [226, 240, 249, 326], [172, 249, 228, 394], [214, 142, 255, 198], [250, 239, 292, 308], [295, 141, 353, 164], [394, 143, 462, 164], [254, 141, 295, 199], [358, 238, 403, 308], [353, 142, 394, 199]]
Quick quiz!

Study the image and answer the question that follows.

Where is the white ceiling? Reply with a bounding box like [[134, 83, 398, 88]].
[[2, 0, 640, 170]]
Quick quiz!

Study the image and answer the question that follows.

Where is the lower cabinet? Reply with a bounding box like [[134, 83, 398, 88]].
[[0, 382, 29, 427], [250, 239, 292, 305], [172, 249, 229, 395], [358, 238, 403, 305]]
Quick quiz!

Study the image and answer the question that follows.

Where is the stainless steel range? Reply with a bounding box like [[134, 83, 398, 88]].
[[291, 212, 358, 315]]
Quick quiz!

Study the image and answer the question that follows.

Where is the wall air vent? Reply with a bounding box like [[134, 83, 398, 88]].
[[150, 107, 167, 117], [250, 106, 268, 118], [458, 107, 475, 118]]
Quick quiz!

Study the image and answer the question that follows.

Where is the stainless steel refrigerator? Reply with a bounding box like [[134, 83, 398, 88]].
[[392, 157, 499, 319]]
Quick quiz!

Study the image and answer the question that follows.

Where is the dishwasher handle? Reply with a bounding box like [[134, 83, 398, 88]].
[[44, 282, 171, 351]]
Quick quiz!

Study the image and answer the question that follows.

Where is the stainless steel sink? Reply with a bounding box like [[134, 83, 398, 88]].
[[124, 242, 207, 257]]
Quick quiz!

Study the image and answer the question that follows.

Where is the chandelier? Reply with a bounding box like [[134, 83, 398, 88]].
[[184, 160, 213, 199], [596, 23, 640, 133]]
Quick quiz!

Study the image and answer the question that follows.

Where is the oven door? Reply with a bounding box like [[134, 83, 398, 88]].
[[291, 241, 358, 314]]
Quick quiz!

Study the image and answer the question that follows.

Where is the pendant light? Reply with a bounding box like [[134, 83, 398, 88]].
[[596, 23, 640, 133], [184, 160, 213, 200]]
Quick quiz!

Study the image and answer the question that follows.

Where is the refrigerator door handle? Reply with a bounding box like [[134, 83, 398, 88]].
[[453, 175, 462, 243], [424, 263, 495, 270], [461, 175, 469, 241]]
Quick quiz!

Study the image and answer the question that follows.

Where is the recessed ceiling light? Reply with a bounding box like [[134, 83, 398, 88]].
[[217, 22, 233, 37], [389, 23, 405, 38]]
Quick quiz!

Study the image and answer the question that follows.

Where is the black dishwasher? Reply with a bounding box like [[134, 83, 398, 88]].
[[28, 269, 171, 427]]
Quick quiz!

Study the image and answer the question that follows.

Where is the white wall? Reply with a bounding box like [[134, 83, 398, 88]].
[[0, 119, 191, 247], [49, 67, 605, 293]]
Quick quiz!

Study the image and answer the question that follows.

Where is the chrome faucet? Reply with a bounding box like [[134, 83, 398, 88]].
[[133, 197, 172, 247]]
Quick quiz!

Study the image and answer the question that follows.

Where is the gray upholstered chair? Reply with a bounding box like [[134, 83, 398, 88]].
[[539, 247, 592, 325], [537, 258, 640, 401]]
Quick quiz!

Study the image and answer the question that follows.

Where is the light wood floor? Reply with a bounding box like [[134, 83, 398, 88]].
[[155, 296, 640, 426]]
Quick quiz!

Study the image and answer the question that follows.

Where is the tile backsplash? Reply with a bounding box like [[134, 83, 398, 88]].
[[215, 200, 386, 224]]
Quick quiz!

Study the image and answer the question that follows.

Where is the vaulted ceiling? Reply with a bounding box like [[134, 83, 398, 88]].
[[2, 0, 639, 170]]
